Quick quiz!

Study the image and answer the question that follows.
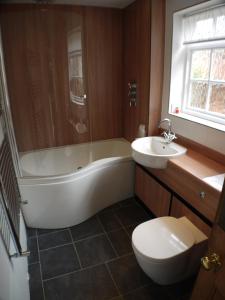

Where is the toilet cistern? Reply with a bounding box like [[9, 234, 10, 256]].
[[158, 118, 177, 144]]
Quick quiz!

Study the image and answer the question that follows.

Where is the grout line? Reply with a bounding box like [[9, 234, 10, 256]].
[[74, 231, 104, 243], [68, 228, 83, 270], [38, 228, 69, 238], [36, 233, 46, 300], [114, 213, 133, 239], [72, 232, 105, 244], [28, 260, 40, 266], [36, 228, 65, 238], [39, 242, 73, 253], [105, 262, 122, 298], [123, 225, 133, 239], [39, 231, 108, 253], [96, 215, 119, 258], [42, 252, 134, 283]]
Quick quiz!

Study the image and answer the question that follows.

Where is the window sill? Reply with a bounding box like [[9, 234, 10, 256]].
[[169, 112, 225, 133]]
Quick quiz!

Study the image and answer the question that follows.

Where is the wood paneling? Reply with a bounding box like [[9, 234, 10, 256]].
[[171, 196, 212, 237], [0, 5, 90, 151], [123, 0, 150, 141], [148, 0, 165, 136], [0, 4, 123, 151], [0, 6, 55, 151], [84, 7, 123, 141], [1, 1, 165, 150], [46, 6, 91, 146], [123, 0, 165, 141], [135, 165, 171, 217], [46, 7, 87, 147]]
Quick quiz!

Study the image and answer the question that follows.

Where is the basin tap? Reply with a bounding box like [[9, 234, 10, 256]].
[[158, 118, 177, 144]]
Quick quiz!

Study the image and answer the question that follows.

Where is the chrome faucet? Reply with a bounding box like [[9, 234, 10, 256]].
[[158, 118, 177, 144]]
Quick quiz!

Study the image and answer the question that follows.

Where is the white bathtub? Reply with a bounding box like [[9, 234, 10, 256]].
[[19, 139, 134, 229]]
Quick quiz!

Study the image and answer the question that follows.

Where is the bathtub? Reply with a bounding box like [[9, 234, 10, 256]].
[[19, 138, 134, 229]]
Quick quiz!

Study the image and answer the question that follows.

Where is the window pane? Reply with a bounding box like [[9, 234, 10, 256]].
[[191, 50, 210, 79], [189, 82, 208, 109], [215, 16, 225, 38], [211, 49, 225, 81], [209, 84, 225, 115]]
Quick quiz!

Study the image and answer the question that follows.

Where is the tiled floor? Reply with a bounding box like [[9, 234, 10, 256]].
[[27, 197, 196, 300]]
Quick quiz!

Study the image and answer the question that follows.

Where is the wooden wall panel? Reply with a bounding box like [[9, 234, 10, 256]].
[[148, 0, 165, 136], [0, 5, 89, 152], [46, 7, 91, 146], [123, 0, 150, 142], [123, 0, 165, 141], [84, 7, 123, 141], [0, 5, 123, 151], [0, 6, 55, 151], [1, 1, 164, 150]]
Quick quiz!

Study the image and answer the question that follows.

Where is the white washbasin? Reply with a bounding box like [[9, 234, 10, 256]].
[[131, 136, 187, 169]]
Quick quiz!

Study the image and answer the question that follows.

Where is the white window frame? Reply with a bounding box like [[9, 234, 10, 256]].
[[182, 41, 225, 126]]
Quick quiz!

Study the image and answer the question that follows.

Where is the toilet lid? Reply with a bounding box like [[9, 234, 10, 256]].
[[132, 217, 195, 261]]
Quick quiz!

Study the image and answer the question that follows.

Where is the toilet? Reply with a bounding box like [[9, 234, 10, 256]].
[[132, 216, 208, 285]]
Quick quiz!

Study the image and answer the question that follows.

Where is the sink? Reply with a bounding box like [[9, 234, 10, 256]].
[[131, 136, 187, 169]]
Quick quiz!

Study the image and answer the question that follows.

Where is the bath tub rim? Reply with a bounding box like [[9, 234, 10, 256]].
[[18, 156, 133, 185]]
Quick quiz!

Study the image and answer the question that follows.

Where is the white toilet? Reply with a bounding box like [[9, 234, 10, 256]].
[[132, 216, 208, 285]]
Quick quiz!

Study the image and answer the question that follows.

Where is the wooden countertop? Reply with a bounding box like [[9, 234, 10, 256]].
[[168, 149, 225, 192]]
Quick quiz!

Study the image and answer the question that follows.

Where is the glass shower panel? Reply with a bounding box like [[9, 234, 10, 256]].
[[65, 10, 90, 145], [0, 6, 91, 177], [68, 29, 85, 104]]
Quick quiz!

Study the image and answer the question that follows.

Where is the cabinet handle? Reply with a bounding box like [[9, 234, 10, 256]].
[[199, 191, 206, 199]]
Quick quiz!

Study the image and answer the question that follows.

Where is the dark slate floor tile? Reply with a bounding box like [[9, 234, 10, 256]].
[[125, 224, 138, 237], [119, 197, 137, 207], [98, 211, 122, 232], [70, 216, 104, 241], [75, 234, 116, 267], [115, 204, 150, 227], [180, 294, 192, 300], [28, 237, 39, 264], [44, 264, 118, 300], [123, 284, 172, 300], [40, 244, 80, 280], [108, 228, 132, 256], [27, 227, 37, 238], [165, 276, 196, 300], [100, 202, 122, 214], [38, 229, 72, 250], [37, 228, 64, 236], [107, 254, 151, 294], [29, 263, 44, 300]]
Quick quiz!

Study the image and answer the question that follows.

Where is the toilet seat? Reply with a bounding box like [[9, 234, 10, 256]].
[[132, 216, 195, 262]]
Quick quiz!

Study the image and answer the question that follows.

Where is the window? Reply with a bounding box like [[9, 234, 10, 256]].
[[184, 48, 225, 123], [170, 4, 225, 129]]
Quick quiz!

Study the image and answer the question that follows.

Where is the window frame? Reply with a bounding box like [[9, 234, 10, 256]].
[[182, 41, 225, 126]]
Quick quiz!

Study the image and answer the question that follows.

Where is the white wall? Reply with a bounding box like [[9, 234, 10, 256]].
[[0, 216, 30, 300], [162, 0, 225, 154], [0, 121, 30, 300]]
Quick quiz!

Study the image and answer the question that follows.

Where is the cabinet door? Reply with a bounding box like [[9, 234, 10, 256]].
[[171, 196, 211, 237], [135, 165, 171, 217]]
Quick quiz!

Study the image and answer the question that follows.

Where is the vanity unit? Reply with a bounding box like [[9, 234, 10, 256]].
[[135, 149, 225, 236]]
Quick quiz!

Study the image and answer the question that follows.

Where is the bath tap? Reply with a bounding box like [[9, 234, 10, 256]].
[[158, 118, 177, 144]]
